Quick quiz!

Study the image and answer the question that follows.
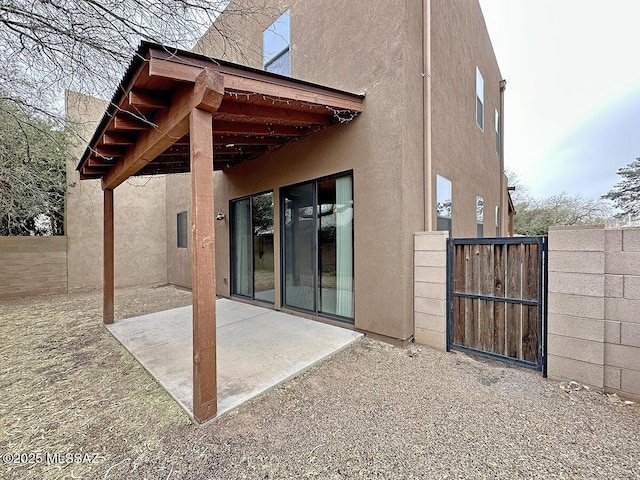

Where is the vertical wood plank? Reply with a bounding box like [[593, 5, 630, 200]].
[[191, 107, 217, 423], [453, 296, 464, 345], [480, 244, 494, 352], [506, 243, 522, 359], [494, 243, 506, 355], [522, 243, 539, 362], [453, 245, 466, 345], [103, 188, 114, 325]]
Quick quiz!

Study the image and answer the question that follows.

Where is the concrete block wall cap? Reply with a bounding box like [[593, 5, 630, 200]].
[[548, 224, 605, 231]]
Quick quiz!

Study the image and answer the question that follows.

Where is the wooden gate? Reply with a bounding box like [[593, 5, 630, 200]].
[[446, 237, 548, 372]]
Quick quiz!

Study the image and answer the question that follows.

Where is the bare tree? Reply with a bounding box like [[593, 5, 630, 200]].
[[0, 0, 268, 117], [514, 192, 612, 236], [0, 99, 66, 235]]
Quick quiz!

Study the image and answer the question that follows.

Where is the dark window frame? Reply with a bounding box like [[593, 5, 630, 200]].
[[177, 211, 188, 248]]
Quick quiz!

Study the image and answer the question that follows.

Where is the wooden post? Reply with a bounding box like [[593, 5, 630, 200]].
[[190, 106, 217, 423], [104, 188, 115, 324]]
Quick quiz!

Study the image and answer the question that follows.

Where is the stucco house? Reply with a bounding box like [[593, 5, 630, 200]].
[[68, 0, 505, 346]]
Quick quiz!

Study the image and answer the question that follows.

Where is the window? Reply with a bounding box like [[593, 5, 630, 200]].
[[231, 192, 275, 303], [495, 206, 500, 237], [263, 10, 290, 76], [476, 196, 484, 238], [476, 67, 484, 129], [495, 109, 500, 154], [282, 173, 354, 320], [177, 211, 187, 248], [436, 175, 452, 236]]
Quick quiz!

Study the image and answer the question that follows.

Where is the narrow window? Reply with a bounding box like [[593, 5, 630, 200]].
[[495, 206, 500, 237], [476, 67, 484, 130], [495, 109, 500, 154], [436, 175, 452, 236], [476, 196, 484, 238], [263, 10, 291, 76], [177, 211, 187, 248]]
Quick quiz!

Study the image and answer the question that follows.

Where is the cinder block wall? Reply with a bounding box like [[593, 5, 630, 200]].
[[603, 228, 640, 400], [414, 232, 448, 350], [548, 225, 640, 401], [0, 236, 68, 299]]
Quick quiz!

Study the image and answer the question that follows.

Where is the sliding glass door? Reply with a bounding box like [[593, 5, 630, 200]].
[[282, 173, 354, 321], [231, 192, 274, 303]]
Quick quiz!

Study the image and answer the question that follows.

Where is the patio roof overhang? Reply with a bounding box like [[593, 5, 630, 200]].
[[77, 41, 363, 425], [77, 41, 364, 188]]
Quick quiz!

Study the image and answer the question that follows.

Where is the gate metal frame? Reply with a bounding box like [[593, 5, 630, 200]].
[[446, 236, 548, 375]]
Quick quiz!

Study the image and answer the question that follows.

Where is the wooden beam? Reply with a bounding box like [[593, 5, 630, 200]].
[[95, 145, 125, 158], [103, 189, 114, 325], [217, 101, 330, 125], [103, 132, 137, 145], [215, 135, 284, 146], [212, 121, 305, 137], [87, 157, 114, 168], [147, 56, 364, 112], [190, 106, 218, 423], [129, 89, 170, 109], [113, 114, 151, 130], [102, 68, 225, 190]]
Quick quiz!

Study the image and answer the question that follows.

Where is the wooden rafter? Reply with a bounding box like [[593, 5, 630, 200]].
[[102, 68, 224, 189]]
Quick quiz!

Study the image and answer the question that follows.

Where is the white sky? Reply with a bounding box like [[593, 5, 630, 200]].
[[479, 0, 640, 198]]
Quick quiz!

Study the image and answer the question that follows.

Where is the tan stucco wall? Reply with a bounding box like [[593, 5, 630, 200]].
[[431, 0, 505, 237], [168, 0, 504, 341], [166, 174, 192, 289], [192, 0, 426, 341], [65, 91, 168, 291]]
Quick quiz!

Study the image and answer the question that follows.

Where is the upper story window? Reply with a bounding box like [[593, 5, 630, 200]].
[[476, 67, 484, 130], [436, 175, 452, 236], [263, 10, 291, 76], [476, 196, 484, 238], [495, 109, 500, 154]]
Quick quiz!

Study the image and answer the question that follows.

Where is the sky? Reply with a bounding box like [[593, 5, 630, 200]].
[[478, 0, 640, 199]]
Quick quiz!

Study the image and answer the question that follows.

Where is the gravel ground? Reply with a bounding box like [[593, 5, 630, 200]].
[[1, 285, 639, 479]]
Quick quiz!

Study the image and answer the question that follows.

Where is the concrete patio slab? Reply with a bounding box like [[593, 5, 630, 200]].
[[106, 299, 362, 420]]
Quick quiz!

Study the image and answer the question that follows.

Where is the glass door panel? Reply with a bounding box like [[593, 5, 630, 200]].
[[231, 198, 252, 297], [283, 183, 315, 311], [318, 177, 353, 318], [252, 192, 275, 303]]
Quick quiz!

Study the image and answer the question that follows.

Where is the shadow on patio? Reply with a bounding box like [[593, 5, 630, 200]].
[[106, 299, 362, 421]]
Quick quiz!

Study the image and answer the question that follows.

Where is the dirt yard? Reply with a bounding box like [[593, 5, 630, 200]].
[[1, 285, 639, 479]]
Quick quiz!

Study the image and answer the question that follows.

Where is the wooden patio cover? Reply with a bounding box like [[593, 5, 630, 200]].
[[77, 41, 364, 423]]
